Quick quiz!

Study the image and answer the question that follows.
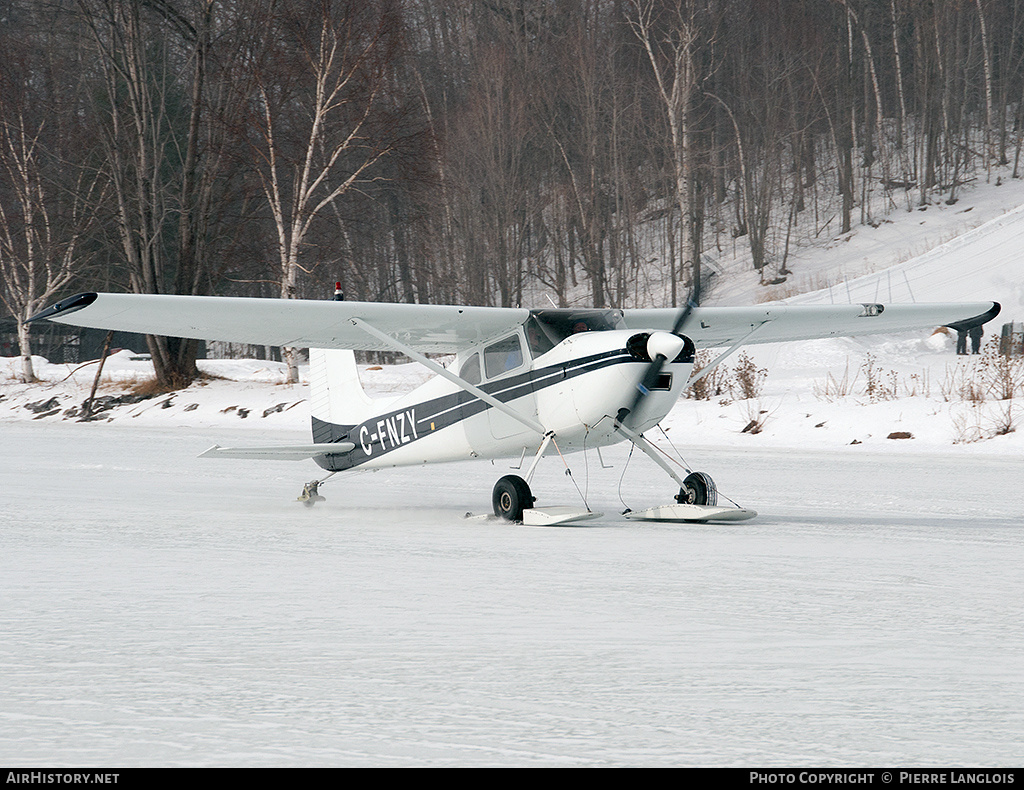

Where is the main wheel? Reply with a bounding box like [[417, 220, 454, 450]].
[[675, 471, 718, 506], [492, 475, 535, 521]]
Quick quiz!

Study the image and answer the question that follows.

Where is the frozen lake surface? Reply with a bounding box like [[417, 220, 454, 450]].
[[2, 422, 1022, 766]]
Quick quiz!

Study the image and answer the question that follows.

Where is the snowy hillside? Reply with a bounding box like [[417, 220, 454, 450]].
[[712, 167, 1024, 312], [786, 199, 1024, 312]]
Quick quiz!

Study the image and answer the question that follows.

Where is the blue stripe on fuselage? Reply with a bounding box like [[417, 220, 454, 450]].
[[312, 349, 635, 471]]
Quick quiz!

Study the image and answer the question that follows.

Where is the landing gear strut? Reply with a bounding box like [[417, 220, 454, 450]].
[[613, 419, 754, 521], [492, 433, 548, 522], [488, 433, 601, 526]]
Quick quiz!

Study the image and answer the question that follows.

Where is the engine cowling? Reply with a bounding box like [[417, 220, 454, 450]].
[[626, 332, 695, 364]]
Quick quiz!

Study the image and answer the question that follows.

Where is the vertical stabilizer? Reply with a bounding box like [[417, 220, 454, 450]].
[[309, 348, 376, 442]]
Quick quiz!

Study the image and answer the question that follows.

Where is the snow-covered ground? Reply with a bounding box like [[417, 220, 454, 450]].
[[2, 171, 1024, 766], [2, 425, 1022, 767]]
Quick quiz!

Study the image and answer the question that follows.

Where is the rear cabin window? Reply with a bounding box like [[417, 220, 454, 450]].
[[484, 335, 524, 379], [459, 353, 481, 385]]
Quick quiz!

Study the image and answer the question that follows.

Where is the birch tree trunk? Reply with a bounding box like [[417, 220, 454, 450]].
[[248, 1, 396, 382], [630, 0, 702, 304], [0, 111, 104, 382]]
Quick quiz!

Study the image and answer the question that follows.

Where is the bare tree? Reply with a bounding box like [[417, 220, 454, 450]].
[[629, 0, 707, 304], [0, 117, 106, 381], [77, 0, 243, 387], [975, 0, 995, 171], [7, 0, 1024, 338], [239, 0, 400, 381], [0, 10, 106, 382], [542, 3, 623, 308], [436, 0, 550, 309]]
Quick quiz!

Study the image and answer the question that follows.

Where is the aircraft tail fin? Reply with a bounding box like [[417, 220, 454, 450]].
[[309, 348, 376, 442]]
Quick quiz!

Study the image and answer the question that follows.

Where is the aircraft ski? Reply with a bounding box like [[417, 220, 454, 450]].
[[624, 504, 758, 523], [28, 290, 1000, 524], [521, 506, 604, 527]]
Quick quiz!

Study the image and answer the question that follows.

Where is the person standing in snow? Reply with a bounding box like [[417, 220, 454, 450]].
[[956, 329, 968, 355], [969, 324, 984, 354]]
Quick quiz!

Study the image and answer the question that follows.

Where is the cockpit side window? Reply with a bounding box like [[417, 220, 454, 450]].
[[524, 315, 557, 358], [484, 334, 524, 379], [459, 353, 481, 385]]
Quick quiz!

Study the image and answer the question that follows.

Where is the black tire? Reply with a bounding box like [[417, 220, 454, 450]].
[[675, 471, 718, 506], [492, 475, 534, 521]]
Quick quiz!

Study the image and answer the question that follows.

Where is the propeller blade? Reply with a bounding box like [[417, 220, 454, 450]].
[[671, 296, 697, 335], [618, 297, 697, 426]]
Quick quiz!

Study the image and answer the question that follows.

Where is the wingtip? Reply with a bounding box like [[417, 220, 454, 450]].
[[948, 301, 1002, 331], [944, 301, 1001, 332], [26, 292, 99, 324]]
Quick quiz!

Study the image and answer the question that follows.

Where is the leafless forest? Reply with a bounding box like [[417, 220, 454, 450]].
[[4, 0, 1024, 384]]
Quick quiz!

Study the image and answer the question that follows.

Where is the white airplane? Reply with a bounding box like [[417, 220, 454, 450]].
[[29, 290, 999, 525]]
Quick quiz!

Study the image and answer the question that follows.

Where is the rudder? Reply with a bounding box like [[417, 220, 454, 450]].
[[309, 348, 376, 443]]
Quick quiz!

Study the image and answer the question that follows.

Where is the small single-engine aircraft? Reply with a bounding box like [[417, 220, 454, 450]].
[[29, 290, 999, 525]]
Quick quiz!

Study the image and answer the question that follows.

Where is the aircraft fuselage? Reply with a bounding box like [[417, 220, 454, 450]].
[[313, 329, 693, 473]]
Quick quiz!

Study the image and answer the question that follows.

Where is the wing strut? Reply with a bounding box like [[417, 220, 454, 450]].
[[686, 321, 771, 389], [350, 317, 546, 436]]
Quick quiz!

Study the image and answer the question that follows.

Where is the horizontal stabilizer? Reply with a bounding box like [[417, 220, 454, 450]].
[[199, 442, 355, 461]]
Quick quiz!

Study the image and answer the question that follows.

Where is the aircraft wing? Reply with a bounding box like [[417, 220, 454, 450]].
[[27, 292, 530, 354], [30, 292, 1000, 353], [622, 301, 1001, 348]]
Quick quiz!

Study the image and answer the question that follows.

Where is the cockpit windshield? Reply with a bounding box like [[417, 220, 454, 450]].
[[524, 309, 625, 358]]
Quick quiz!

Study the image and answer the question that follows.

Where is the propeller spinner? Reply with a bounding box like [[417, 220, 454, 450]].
[[617, 299, 696, 428]]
